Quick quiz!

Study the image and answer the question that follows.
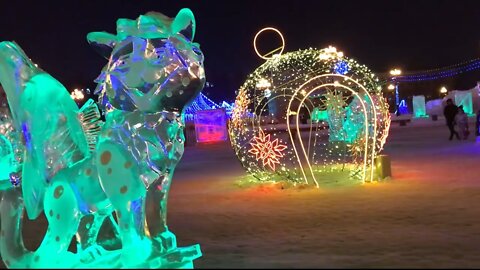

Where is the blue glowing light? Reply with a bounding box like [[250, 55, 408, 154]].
[[334, 60, 350, 75], [183, 93, 221, 122], [21, 122, 31, 150], [9, 172, 21, 187], [392, 59, 480, 82], [183, 93, 236, 122], [399, 99, 409, 114]]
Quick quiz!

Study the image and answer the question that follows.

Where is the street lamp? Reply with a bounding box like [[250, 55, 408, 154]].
[[390, 68, 402, 115], [389, 69, 402, 76]]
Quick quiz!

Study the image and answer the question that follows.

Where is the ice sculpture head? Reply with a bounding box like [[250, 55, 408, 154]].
[[87, 8, 205, 113]]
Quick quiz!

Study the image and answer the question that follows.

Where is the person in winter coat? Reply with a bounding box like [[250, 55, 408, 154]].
[[443, 98, 460, 140], [455, 105, 469, 140]]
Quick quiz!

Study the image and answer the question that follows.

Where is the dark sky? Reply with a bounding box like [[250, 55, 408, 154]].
[[1, 0, 480, 102]]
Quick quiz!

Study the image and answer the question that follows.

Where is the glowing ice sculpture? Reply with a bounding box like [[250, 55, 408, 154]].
[[311, 107, 328, 122], [194, 109, 228, 143], [454, 91, 474, 115], [412, 95, 428, 118], [0, 8, 205, 268]]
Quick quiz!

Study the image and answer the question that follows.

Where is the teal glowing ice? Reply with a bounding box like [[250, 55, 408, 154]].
[[412, 95, 428, 118], [323, 94, 368, 144], [311, 107, 328, 122], [454, 91, 474, 116], [0, 8, 205, 269]]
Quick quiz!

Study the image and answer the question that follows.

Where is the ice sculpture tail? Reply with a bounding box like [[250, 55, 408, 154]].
[[0, 41, 90, 220]]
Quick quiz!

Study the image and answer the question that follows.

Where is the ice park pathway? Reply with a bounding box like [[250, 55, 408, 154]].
[[6, 116, 480, 268]]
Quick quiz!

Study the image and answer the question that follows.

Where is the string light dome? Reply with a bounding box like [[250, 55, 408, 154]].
[[229, 45, 391, 187]]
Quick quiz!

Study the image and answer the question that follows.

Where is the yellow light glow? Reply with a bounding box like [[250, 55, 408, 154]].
[[388, 84, 395, 90], [389, 68, 402, 76], [253, 27, 285, 60], [255, 78, 271, 90], [440, 86, 448, 94], [319, 46, 344, 60], [70, 89, 84, 100]]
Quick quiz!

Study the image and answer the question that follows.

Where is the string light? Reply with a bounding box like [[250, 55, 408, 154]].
[[401, 57, 480, 75], [229, 46, 391, 186], [248, 128, 287, 171], [390, 59, 480, 82], [183, 92, 234, 122]]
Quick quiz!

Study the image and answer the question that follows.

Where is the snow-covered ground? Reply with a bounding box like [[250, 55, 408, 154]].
[[169, 116, 480, 268], [7, 116, 480, 268]]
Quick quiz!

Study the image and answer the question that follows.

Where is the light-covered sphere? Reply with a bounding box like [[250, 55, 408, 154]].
[[229, 47, 391, 187]]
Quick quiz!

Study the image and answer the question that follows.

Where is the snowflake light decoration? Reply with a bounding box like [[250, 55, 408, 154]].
[[248, 129, 287, 171]]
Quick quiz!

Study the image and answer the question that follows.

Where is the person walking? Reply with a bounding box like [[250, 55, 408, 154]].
[[443, 98, 460, 140], [476, 110, 480, 136], [455, 105, 469, 140]]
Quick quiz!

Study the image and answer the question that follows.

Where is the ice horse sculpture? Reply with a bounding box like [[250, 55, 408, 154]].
[[0, 8, 205, 268]]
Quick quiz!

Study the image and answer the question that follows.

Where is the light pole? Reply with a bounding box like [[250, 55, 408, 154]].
[[390, 68, 402, 115]]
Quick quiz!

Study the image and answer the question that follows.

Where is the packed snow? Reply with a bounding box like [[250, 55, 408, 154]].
[[170, 115, 480, 268], [6, 115, 480, 268]]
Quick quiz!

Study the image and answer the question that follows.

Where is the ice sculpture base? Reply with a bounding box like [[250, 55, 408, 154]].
[[69, 244, 201, 269]]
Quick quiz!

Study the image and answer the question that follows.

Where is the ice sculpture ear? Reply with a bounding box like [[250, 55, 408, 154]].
[[86, 32, 118, 59], [172, 8, 196, 41]]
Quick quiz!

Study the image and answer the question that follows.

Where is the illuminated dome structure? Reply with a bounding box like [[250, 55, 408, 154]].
[[229, 43, 391, 187]]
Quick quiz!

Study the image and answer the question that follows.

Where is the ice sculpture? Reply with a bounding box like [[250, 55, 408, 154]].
[[412, 95, 428, 118], [194, 109, 228, 143], [0, 8, 205, 268], [454, 91, 474, 115]]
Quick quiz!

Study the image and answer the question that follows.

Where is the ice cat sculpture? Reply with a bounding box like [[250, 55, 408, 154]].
[[0, 8, 205, 269]]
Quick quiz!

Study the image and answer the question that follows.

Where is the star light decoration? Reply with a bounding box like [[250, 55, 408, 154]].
[[229, 46, 391, 186], [248, 128, 287, 171]]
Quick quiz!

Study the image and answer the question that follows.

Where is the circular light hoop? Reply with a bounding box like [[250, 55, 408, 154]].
[[253, 27, 285, 60]]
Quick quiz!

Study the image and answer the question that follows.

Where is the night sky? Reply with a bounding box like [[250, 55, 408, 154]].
[[1, 0, 480, 103]]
